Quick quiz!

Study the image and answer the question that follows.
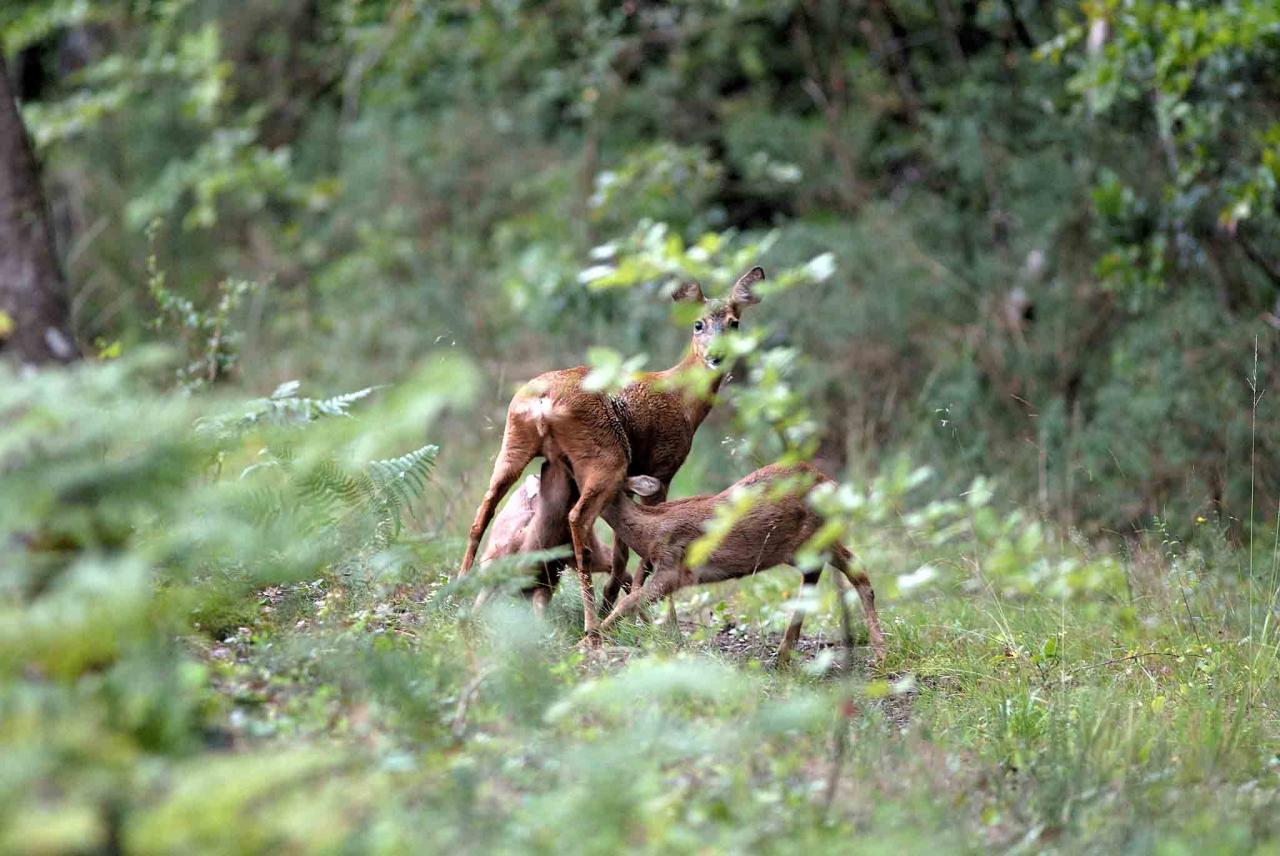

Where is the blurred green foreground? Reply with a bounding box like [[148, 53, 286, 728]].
[[3, 1, 1280, 853], [2, 355, 1278, 853]]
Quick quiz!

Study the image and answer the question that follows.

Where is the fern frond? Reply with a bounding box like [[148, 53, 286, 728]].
[[367, 444, 438, 537], [369, 445, 438, 493], [232, 383, 383, 431], [313, 387, 380, 418], [270, 380, 301, 400], [298, 460, 373, 511]]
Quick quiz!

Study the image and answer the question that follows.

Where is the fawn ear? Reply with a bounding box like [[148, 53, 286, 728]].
[[729, 266, 764, 308], [671, 281, 706, 304], [624, 475, 662, 497]]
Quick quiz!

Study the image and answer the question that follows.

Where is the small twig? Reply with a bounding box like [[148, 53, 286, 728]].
[[1179, 584, 1205, 647], [1069, 651, 1188, 674], [450, 666, 495, 742], [823, 578, 858, 816]]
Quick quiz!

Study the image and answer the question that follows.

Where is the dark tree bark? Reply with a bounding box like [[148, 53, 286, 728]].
[[0, 56, 77, 365]]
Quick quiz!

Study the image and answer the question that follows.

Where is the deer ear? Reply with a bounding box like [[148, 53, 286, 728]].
[[729, 266, 764, 308], [624, 475, 662, 497], [671, 281, 706, 304]]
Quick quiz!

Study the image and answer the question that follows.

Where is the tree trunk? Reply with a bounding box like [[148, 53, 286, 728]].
[[0, 56, 76, 365]]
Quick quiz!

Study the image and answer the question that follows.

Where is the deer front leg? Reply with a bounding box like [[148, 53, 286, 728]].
[[598, 562, 682, 634], [603, 482, 665, 614], [629, 556, 650, 590], [831, 549, 886, 663], [775, 569, 822, 666], [599, 538, 630, 613]]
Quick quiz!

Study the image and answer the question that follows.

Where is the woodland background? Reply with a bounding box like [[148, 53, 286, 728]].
[[3, 1, 1280, 852]]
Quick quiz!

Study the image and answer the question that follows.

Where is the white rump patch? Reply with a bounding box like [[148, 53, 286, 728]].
[[515, 394, 555, 437]]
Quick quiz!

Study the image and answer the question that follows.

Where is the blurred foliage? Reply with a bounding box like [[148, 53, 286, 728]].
[[0, 352, 476, 848], [7, 0, 1279, 533], [4, 1, 1280, 851]]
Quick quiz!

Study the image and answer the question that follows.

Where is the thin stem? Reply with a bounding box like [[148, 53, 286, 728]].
[[1267, 494, 1280, 646], [1248, 337, 1259, 647], [823, 575, 858, 818], [1069, 650, 1189, 674]]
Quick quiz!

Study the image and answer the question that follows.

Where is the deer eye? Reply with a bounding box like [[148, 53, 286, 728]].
[[693, 320, 704, 333]]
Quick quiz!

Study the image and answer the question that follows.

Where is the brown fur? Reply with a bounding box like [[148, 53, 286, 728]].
[[476, 466, 611, 613], [600, 463, 886, 662], [459, 267, 765, 640]]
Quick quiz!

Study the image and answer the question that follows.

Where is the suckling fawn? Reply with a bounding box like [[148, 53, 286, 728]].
[[602, 463, 886, 663], [476, 463, 609, 612]]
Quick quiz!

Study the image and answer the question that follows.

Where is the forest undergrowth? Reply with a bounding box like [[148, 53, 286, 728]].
[[3, 355, 1278, 854]]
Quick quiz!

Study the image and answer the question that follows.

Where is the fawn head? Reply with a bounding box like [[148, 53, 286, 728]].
[[624, 475, 662, 497], [672, 266, 764, 371]]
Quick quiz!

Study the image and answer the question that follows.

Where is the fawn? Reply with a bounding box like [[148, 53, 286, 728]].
[[476, 463, 610, 612], [601, 463, 886, 663], [476, 465, 682, 627], [459, 268, 764, 641]]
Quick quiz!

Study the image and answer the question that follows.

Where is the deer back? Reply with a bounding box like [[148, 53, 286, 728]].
[[605, 463, 832, 581]]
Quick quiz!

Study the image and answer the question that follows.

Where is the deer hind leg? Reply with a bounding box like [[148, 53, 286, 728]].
[[830, 547, 886, 663], [598, 561, 682, 635], [459, 422, 539, 576], [603, 545, 663, 628], [775, 569, 823, 666], [567, 463, 627, 640]]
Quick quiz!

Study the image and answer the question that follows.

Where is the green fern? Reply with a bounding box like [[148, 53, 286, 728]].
[[298, 459, 371, 509], [367, 444, 438, 537], [231, 381, 382, 432], [223, 383, 439, 549], [313, 388, 382, 418]]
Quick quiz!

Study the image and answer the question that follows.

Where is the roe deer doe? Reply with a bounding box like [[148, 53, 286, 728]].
[[459, 267, 764, 642], [601, 463, 886, 663]]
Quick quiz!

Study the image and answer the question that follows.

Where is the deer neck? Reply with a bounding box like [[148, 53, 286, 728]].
[[600, 498, 662, 561], [659, 347, 722, 430]]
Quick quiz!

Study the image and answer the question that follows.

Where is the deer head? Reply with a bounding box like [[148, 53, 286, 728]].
[[624, 475, 662, 497], [672, 266, 764, 371]]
